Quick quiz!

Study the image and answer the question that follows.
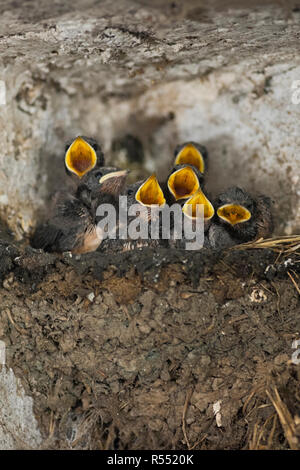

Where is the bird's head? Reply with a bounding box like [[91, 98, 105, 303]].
[[76, 167, 129, 207], [215, 187, 254, 227], [174, 142, 208, 174]]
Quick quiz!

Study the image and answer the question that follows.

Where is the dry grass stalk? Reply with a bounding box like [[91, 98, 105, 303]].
[[266, 387, 299, 450]]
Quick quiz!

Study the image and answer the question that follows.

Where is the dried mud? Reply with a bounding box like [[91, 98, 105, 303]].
[[0, 240, 299, 450]]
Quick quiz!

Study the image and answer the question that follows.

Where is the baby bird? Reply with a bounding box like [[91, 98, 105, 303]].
[[166, 164, 204, 204], [101, 174, 167, 252], [173, 142, 208, 174], [125, 174, 167, 250], [31, 167, 128, 254], [182, 187, 215, 232], [133, 174, 166, 211], [209, 186, 274, 250], [121, 173, 213, 251], [0, 219, 14, 245]]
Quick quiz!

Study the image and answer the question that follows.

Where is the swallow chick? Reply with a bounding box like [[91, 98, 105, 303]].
[[48, 136, 105, 215], [167, 186, 214, 250], [134, 173, 166, 210], [208, 186, 274, 250], [130, 173, 212, 251], [167, 164, 204, 204], [0, 218, 14, 244], [174, 142, 208, 174], [102, 174, 167, 253], [65, 136, 104, 179], [31, 167, 128, 254]]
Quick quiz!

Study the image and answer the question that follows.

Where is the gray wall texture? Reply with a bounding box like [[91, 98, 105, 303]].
[[0, 0, 299, 237]]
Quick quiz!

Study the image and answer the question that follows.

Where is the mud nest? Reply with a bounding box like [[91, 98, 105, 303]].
[[0, 237, 299, 449]]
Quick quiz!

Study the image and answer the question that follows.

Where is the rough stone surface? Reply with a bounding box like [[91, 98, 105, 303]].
[[0, 0, 300, 450], [0, 0, 299, 236]]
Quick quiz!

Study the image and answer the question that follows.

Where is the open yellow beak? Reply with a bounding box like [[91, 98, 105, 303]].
[[175, 143, 205, 173], [135, 174, 166, 207], [65, 136, 97, 178], [217, 204, 251, 225], [182, 189, 215, 220], [168, 166, 200, 201]]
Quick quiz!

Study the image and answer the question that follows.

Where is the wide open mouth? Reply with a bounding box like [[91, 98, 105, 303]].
[[65, 136, 97, 178], [135, 174, 166, 207], [217, 204, 252, 225], [182, 189, 215, 220], [175, 143, 205, 173], [168, 166, 200, 200]]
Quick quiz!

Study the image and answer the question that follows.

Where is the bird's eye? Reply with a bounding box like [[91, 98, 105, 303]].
[[93, 143, 98, 151], [94, 170, 103, 179], [127, 188, 134, 196]]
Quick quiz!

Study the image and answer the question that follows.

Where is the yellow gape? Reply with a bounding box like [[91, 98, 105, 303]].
[[135, 174, 166, 207], [65, 137, 97, 178], [175, 144, 205, 173], [167, 166, 200, 200], [217, 204, 251, 225], [182, 189, 215, 220]]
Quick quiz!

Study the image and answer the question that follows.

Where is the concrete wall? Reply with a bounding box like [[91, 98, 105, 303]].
[[0, 0, 299, 236]]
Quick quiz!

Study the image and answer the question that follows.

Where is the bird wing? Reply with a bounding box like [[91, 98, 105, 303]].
[[32, 196, 92, 253]]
